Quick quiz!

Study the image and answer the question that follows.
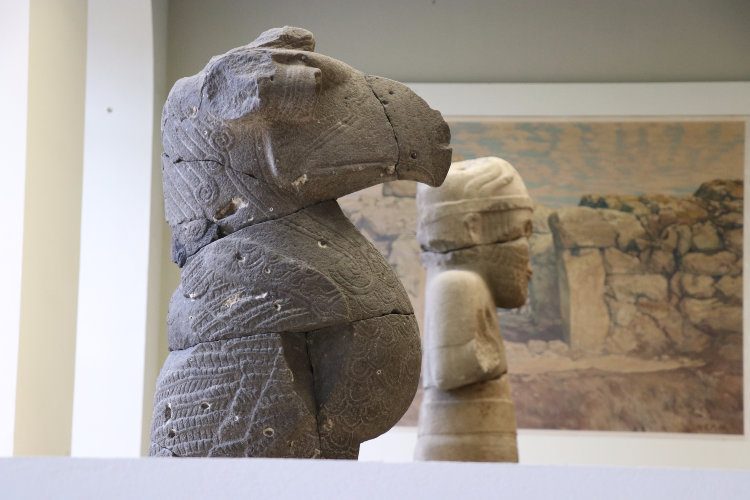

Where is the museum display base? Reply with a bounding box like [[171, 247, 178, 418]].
[[1, 456, 748, 499]]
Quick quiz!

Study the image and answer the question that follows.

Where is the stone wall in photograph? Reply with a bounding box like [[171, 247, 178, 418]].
[[526, 179, 743, 358]]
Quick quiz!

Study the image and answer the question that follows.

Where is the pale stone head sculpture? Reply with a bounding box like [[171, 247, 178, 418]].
[[415, 156, 532, 462], [151, 26, 451, 458]]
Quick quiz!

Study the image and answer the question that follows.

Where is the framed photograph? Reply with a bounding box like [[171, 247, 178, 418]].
[[350, 82, 750, 467]]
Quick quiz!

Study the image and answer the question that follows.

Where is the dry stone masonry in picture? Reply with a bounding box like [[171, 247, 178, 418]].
[[414, 157, 533, 462], [544, 179, 743, 357], [500, 179, 743, 433], [150, 26, 451, 458]]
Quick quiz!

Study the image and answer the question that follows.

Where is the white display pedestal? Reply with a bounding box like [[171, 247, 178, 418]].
[[1, 457, 748, 500]]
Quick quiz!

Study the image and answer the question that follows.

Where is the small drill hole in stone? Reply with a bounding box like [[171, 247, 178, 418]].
[[167, 428, 176, 438], [263, 427, 275, 437], [317, 240, 328, 248], [410, 151, 418, 160], [388, 90, 394, 95], [274, 303, 282, 311], [164, 404, 172, 420], [200, 402, 211, 410], [264, 268, 271, 274], [376, 369, 383, 375]]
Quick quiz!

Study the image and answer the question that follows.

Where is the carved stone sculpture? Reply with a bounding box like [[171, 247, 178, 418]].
[[150, 26, 451, 458], [414, 156, 532, 462]]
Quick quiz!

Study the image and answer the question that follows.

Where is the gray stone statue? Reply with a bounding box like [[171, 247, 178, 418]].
[[150, 26, 451, 458], [415, 157, 532, 462]]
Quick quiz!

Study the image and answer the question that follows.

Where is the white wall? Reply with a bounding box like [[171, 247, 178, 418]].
[[71, 0, 161, 457], [13, 0, 87, 456], [0, 0, 30, 457], [166, 0, 750, 85]]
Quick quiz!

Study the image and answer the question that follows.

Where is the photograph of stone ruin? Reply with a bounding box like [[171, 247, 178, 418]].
[[340, 119, 745, 434]]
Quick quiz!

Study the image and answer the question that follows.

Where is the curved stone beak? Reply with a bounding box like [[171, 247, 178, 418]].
[[365, 76, 452, 187]]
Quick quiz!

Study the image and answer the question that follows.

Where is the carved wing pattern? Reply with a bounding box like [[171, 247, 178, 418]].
[[150, 333, 320, 458]]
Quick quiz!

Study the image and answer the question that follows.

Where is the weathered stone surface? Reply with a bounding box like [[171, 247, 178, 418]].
[[691, 221, 722, 251], [150, 332, 320, 458], [167, 202, 413, 350], [669, 272, 683, 299], [600, 210, 647, 251], [580, 194, 650, 216], [416, 156, 530, 462], [605, 327, 638, 354], [681, 298, 742, 334], [607, 300, 637, 326], [417, 157, 533, 252], [549, 207, 617, 249], [694, 179, 743, 202], [608, 274, 669, 303], [637, 299, 683, 343], [415, 377, 518, 462], [630, 312, 670, 354], [605, 297, 674, 356], [161, 27, 450, 266], [716, 212, 743, 229], [725, 228, 743, 255], [422, 270, 505, 390], [657, 197, 708, 225], [674, 225, 693, 255], [307, 314, 421, 457], [558, 249, 609, 351], [682, 251, 737, 276], [422, 239, 531, 309], [716, 275, 742, 303], [152, 26, 451, 459], [676, 323, 711, 353], [679, 273, 714, 299], [646, 249, 676, 275], [603, 247, 641, 274], [532, 204, 555, 234], [528, 233, 560, 330]]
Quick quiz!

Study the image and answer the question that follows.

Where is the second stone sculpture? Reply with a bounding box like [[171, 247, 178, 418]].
[[415, 156, 533, 462], [150, 26, 451, 458]]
